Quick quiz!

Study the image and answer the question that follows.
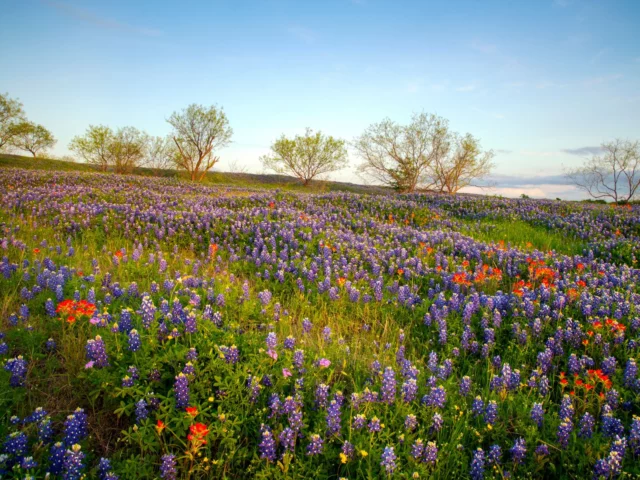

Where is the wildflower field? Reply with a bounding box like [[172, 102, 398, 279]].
[[1, 168, 640, 479]]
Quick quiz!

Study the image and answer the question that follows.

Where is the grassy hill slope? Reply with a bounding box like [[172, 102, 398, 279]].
[[0, 153, 390, 194]]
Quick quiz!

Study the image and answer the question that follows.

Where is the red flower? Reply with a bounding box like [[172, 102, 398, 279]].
[[156, 420, 165, 432], [187, 423, 209, 444], [186, 406, 198, 417], [56, 299, 76, 315]]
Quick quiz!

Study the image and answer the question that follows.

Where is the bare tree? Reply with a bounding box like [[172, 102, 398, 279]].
[[167, 104, 233, 181], [430, 133, 494, 194], [353, 112, 449, 192], [566, 139, 640, 202], [1, 93, 26, 150], [261, 128, 348, 186], [10, 121, 56, 157], [69, 125, 114, 171], [227, 158, 249, 174]]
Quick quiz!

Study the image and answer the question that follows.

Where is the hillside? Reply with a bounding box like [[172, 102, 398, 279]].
[[0, 153, 390, 194]]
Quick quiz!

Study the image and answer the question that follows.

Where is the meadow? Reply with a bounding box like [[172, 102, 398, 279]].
[[0, 166, 639, 479]]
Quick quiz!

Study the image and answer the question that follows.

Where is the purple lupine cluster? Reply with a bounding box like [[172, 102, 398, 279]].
[[173, 373, 189, 409], [258, 424, 277, 461], [85, 336, 109, 368], [63, 408, 88, 446], [2, 169, 640, 478], [306, 434, 324, 456], [159, 454, 177, 479], [4, 356, 27, 387], [380, 445, 397, 474]]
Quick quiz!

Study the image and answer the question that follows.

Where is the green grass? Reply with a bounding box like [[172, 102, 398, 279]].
[[0, 152, 389, 194], [460, 217, 588, 256]]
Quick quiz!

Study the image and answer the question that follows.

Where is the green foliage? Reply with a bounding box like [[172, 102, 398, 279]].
[[7, 121, 56, 157], [261, 128, 348, 186], [168, 104, 233, 182], [0, 92, 26, 150]]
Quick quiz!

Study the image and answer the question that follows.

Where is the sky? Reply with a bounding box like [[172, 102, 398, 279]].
[[1, 0, 639, 199]]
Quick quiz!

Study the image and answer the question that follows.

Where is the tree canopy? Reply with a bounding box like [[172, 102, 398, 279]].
[[261, 128, 348, 185], [167, 104, 232, 182], [0, 93, 26, 150], [10, 121, 56, 157], [354, 112, 493, 193]]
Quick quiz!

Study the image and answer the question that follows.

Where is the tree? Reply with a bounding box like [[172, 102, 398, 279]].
[[69, 125, 114, 171], [261, 128, 348, 186], [10, 121, 56, 157], [70, 125, 154, 174], [430, 133, 494, 194], [167, 104, 232, 181], [353, 112, 449, 192], [566, 139, 640, 203], [109, 126, 148, 174], [0, 93, 26, 150], [145, 135, 178, 171]]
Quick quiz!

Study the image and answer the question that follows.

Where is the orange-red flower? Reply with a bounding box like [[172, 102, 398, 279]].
[[56, 299, 96, 323], [187, 422, 209, 445], [452, 272, 471, 286], [156, 420, 165, 432], [186, 406, 198, 417]]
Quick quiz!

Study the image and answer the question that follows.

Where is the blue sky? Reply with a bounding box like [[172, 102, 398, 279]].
[[1, 0, 639, 198]]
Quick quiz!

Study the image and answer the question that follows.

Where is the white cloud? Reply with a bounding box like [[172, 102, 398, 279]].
[[456, 84, 476, 92], [462, 184, 581, 200]]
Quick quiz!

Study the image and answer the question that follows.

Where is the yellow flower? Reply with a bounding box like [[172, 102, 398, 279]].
[[208, 396, 214, 402], [359, 450, 368, 458], [339, 453, 348, 464]]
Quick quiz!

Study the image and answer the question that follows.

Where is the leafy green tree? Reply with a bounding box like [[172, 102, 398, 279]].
[[261, 128, 348, 186], [0, 93, 26, 150], [69, 125, 114, 171], [10, 121, 56, 157], [430, 133, 494, 194], [70, 125, 152, 174], [109, 126, 148, 174], [167, 104, 232, 181]]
